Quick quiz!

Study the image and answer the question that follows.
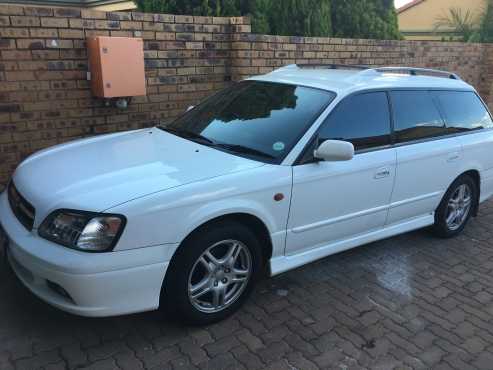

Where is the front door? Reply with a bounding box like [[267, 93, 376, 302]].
[[286, 91, 396, 255]]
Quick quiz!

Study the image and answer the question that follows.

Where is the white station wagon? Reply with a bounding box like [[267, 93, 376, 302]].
[[1, 65, 493, 324]]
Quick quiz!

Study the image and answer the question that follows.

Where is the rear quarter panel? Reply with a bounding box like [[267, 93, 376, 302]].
[[457, 130, 493, 202]]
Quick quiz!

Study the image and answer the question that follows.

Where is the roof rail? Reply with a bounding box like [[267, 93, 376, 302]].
[[294, 64, 461, 80], [296, 63, 370, 71], [371, 67, 461, 80]]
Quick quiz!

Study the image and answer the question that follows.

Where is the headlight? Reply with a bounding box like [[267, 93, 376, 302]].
[[39, 210, 126, 252]]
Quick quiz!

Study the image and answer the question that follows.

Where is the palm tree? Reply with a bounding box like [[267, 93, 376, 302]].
[[434, 7, 478, 42]]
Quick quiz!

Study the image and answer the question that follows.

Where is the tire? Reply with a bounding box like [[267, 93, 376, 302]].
[[433, 175, 478, 238], [161, 221, 263, 325]]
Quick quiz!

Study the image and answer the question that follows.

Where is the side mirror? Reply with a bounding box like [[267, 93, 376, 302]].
[[314, 140, 354, 162], [186, 105, 195, 112]]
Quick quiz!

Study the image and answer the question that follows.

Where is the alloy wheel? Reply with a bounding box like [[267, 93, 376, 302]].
[[445, 184, 472, 231], [188, 239, 252, 313]]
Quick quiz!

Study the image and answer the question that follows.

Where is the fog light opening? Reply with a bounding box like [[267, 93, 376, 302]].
[[46, 280, 75, 304]]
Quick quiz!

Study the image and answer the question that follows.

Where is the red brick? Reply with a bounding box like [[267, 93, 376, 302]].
[[23, 7, 53, 17], [0, 27, 29, 38], [10, 16, 39, 27], [2, 50, 32, 60], [0, 15, 10, 26], [45, 39, 73, 49], [110, 30, 133, 38], [194, 16, 213, 25], [19, 81, 50, 90], [5, 71, 35, 81], [175, 15, 194, 24], [80, 9, 106, 19], [17, 61, 49, 71], [0, 39, 15, 49], [30, 28, 58, 38], [213, 17, 230, 25], [41, 17, 68, 28], [54, 8, 81, 18], [95, 20, 120, 29], [32, 49, 60, 59], [58, 29, 84, 39], [0, 61, 18, 71], [120, 21, 142, 30], [107, 11, 131, 21], [69, 18, 95, 29], [143, 22, 164, 32], [16, 39, 45, 50], [131, 12, 154, 22], [156, 32, 175, 41], [0, 5, 24, 16]]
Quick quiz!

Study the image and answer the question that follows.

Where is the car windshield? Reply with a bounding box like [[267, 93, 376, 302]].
[[159, 81, 336, 163]]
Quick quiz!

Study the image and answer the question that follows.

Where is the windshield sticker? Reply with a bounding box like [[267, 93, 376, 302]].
[[273, 142, 285, 152]]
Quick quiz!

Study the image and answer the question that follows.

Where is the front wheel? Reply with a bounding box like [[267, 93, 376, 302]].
[[162, 221, 263, 325], [433, 175, 478, 238]]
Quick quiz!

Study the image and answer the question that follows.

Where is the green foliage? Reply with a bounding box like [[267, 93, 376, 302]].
[[249, 0, 271, 34], [434, 7, 478, 42], [136, 0, 401, 39], [331, 0, 401, 40], [134, 0, 241, 16], [267, 0, 332, 37], [479, 0, 493, 43], [432, 1, 493, 43]]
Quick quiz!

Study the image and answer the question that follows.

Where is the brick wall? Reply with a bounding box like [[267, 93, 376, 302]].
[[0, 3, 492, 190]]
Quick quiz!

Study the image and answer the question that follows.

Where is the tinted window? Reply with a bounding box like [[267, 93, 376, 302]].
[[318, 92, 391, 151], [435, 91, 493, 132], [162, 81, 335, 163], [391, 91, 446, 143]]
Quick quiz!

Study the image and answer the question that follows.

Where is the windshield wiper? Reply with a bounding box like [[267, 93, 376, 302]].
[[215, 143, 276, 160], [157, 125, 276, 160], [157, 125, 215, 145]]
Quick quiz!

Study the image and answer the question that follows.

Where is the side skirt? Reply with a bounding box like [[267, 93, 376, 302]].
[[269, 214, 434, 276]]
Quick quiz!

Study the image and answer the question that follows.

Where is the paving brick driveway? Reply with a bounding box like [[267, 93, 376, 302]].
[[2, 201, 493, 370]]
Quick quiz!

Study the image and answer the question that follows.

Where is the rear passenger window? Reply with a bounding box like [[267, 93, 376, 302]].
[[318, 92, 391, 151], [434, 91, 493, 132], [390, 91, 446, 143]]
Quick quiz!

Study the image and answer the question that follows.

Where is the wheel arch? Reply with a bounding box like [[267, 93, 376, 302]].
[[169, 212, 273, 273], [463, 169, 481, 216]]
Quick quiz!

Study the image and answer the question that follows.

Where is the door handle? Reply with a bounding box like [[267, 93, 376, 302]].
[[447, 152, 461, 162], [374, 167, 391, 179]]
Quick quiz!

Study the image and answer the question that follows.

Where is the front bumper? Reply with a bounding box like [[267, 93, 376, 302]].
[[0, 191, 175, 317]]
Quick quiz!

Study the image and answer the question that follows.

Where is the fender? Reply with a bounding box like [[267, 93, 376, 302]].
[[109, 165, 293, 251], [182, 198, 278, 242]]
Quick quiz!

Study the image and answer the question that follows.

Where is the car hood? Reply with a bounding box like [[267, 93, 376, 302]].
[[12, 127, 264, 226]]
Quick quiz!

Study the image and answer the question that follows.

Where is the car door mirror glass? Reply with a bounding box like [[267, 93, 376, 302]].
[[314, 140, 354, 161]]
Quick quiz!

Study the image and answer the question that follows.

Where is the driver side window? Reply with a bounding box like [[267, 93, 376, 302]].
[[318, 91, 392, 152]]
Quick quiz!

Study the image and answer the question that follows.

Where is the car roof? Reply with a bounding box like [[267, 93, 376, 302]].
[[249, 64, 475, 95]]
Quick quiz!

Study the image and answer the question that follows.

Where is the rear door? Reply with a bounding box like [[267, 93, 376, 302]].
[[387, 90, 463, 225], [434, 90, 493, 202]]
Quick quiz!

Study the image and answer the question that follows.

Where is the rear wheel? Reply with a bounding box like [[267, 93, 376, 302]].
[[433, 175, 477, 238], [162, 221, 262, 325]]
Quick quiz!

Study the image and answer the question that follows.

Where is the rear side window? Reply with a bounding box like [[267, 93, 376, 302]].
[[390, 91, 446, 143], [434, 91, 493, 132], [318, 92, 391, 151]]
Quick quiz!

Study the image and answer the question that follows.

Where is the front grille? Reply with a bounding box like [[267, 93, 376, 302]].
[[8, 182, 35, 231]]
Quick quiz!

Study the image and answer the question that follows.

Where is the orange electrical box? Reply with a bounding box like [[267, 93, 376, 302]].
[[87, 36, 146, 98]]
